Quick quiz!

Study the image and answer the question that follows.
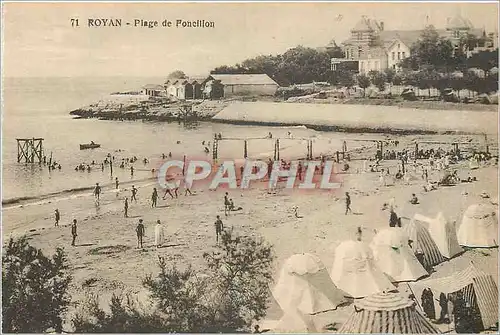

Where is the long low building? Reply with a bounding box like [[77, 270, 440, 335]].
[[164, 74, 280, 100]]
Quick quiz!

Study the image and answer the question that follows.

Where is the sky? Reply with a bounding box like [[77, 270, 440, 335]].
[[2, 2, 498, 78]]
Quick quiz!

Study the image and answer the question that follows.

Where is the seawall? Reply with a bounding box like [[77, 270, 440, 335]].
[[212, 101, 499, 135]]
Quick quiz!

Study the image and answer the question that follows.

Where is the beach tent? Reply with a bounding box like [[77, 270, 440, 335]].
[[411, 263, 498, 330], [457, 203, 498, 247], [272, 253, 347, 314], [426, 212, 463, 258], [330, 240, 395, 298], [273, 308, 318, 333], [338, 292, 440, 333], [404, 216, 446, 269], [370, 228, 428, 282]]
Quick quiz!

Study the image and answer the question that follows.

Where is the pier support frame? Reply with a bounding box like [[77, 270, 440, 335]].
[[17, 138, 44, 164]]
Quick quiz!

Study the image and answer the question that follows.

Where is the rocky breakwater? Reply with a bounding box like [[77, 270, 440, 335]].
[[69, 93, 228, 121]]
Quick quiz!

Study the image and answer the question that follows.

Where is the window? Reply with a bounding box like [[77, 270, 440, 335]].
[[392, 52, 395, 60], [454, 30, 460, 38], [402, 51, 406, 58], [398, 43, 400, 49], [375, 61, 379, 69], [357, 32, 362, 40], [358, 46, 362, 58], [346, 50, 349, 59], [397, 52, 401, 60]]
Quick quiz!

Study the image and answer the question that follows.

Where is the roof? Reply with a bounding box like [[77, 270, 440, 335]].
[[210, 74, 279, 86], [412, 263, 498, 329], [352, 17, 381, 32], [447, 15, 474, 30], [143, 84, 165, 90], [339, 292, 440, 333]]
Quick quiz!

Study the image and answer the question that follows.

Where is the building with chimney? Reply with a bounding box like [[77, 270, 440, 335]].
[[336, 15, 492, 74]]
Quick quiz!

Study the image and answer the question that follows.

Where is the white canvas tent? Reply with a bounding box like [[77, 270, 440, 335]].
[[426, 212, 463, 258], [411, 263, 498, 330], [330, 240, 395, 298], [404, 216, 445, 268], [272, 253, 347, 314], [370, 228, 428, 282], [338, 292, 440, 333], [457, 203, 498, 247]]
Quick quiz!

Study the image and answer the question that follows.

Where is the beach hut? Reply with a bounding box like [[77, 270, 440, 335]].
[[273, 309, 318, 333], [411, 263, 498, 331], [272, 253, 347, 314], [404, 216, 446, 269], [330, 240, 395, 298], [426, 212, 463, 258], [457, 203, 498, 247], [338, 292, 440, 333], [370, 228, 428, 282]]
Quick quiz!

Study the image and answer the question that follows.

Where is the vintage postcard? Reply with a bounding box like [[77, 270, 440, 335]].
[[1, 1, 498, 333]]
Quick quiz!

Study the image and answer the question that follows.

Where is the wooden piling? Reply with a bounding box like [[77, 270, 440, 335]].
[[16, 138, 44, 164]]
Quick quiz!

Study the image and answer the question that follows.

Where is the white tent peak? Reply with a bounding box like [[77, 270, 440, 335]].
[[370, 228, 428, 282], [330, 240, 395, 298], [457, 203, 498, 247], [273, 253, 347, 315]]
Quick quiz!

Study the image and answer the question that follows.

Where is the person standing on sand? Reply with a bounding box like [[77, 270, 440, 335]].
[[345, 192, 352, 215], [224, 192, 230, 216], [115, 177, 119, 189], [131, 185, 138, 203], [136, 219, 145, 248], [184, 178, 193, 196], [54, 209, 60, 227], [214, 215, 224, 244], [154, 220, 165, 248], [71, 219, 78, 246], [94, 183, 101, 200], [124, 197, 129, 217], [151, 188, 159, 208]]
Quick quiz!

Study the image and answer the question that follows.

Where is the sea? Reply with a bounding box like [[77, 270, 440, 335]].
[[2, 76, 368, 201]]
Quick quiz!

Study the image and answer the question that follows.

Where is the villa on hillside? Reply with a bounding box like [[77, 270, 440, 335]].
[[329, 14, 498, 74]]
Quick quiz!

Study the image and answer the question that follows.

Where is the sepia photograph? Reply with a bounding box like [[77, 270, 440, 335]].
[[1, 1, 499, 333]]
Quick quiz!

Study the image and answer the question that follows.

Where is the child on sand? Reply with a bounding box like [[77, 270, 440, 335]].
[[94, 183, 101, 200], [124, 197, 129, 217], [54, 209, 60, 227], [151, 188, 159, 208], [115, 177, 119, 189], [154, 220, 165, 248], [214, 215, 224, 244], [345, 192, 352, 215], [136, 219, 145, 248], [71, 219, 78, 246], [131, 186, 138, 202], [409, 193, 419, 204]]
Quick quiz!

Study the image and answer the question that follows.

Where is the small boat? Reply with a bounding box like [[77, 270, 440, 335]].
[[80, 142, 101, 150]]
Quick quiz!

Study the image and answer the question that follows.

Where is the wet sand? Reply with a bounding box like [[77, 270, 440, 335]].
[[2, 134, 498, 332]]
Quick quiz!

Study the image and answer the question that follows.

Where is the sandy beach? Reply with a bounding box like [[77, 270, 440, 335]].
[[2, 132, 498, 332]]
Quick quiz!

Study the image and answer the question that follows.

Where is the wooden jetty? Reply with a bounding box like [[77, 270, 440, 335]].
[[16, 138, 43, 163]]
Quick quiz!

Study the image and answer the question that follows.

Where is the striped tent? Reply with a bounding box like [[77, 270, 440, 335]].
[[339, 292, 440, 333], [411, 263, 498, 330], [272, 253, 348, 315], [405, 215, 446, 269]]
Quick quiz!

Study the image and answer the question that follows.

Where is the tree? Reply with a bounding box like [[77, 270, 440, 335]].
[[357, 74, 371, 97], [401, 25, 456, 71], [384, 68, 396, 86], [73, 229, 274, 333], [331, 69, 355, 88], [467, 49, 499, 74], [2, 237, 72, 333], [167, 70, 187, 79], [369, 71, 387, 92], [202, 230, 275, 331]]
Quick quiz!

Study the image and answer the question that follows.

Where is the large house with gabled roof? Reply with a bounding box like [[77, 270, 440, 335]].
[[336, 15, 492, 74]]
